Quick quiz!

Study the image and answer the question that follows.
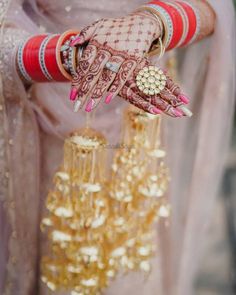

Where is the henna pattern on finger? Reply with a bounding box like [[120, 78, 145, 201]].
[[91, 56, 124, 99], [159, 76, 182, 107], [166, 77, 181, 96], [76, 49, 111, 109], [149, 95, 183, 117], [72, 44, 97, 86], [120, 85, 161, 114], [160, 89, 183, 107], [90, 69, 114, 98], [86, 55, 125, 110], [108, 59, 138, 96]]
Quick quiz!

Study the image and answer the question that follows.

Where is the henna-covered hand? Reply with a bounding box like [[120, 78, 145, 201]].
[[69, 13, 161, 111], [68, 14, 192, 118]]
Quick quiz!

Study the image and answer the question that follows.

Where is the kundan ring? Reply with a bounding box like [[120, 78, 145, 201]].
[[136, 66, 167, 96], [105, 61, 120, 73]]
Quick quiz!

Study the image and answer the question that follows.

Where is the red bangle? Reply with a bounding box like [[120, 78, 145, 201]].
[[164, 1, 188, 48], [175, 1, 197, 46], [150, 1, 183, 50], [19, 32, 79, 82], [23, 35, 48, 82], [44, 34, 67, 81]]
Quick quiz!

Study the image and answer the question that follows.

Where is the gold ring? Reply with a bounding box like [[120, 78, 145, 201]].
[[136, 66, 167, 96]]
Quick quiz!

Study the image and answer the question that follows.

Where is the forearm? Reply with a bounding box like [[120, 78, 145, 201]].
[[191, 0, 216, 42]]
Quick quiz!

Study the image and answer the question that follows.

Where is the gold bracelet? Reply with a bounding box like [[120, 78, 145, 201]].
[[56, 29, 80, 80], [146, 11, 166, 58]]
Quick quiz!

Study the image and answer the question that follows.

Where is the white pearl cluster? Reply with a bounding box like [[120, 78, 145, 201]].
[[136, 66, 167, 96]]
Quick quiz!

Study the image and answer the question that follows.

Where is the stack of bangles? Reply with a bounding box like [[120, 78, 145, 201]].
[[16, 0, 200, 82], [137, 0, 200, 56], [16, 30, 80, 83]]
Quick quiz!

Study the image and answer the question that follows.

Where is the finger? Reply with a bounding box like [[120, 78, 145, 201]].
[[118, 58, 148, 102], [159, 76, 193, 116], [159, 88, 183, 108], [84, 55, 124, 112], [69, 44, 97, 101], [178, 105, 193, 117], [125, 78, 184, 118], [120, 85, 162, 115], [70, 19, 103, 46], [150, 95, 184, 117], [163, 76, 190, 105], [105, 58, 138, 104], [77, 49, 111, 111]]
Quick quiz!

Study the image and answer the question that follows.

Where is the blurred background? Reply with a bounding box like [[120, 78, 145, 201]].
[[195, 3, 236, 292], [195, 114, 236, 295]]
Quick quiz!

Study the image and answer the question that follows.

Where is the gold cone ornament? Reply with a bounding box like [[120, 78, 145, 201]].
[[41, 107, 170, 295]]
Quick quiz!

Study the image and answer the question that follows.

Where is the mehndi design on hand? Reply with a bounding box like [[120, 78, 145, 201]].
[[68, 15, 192, 118]]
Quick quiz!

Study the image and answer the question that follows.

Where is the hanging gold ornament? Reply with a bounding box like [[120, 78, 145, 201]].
[[41, 107, 170, 295], [107, 106, 170, 275], [41, 128, 113, 295]]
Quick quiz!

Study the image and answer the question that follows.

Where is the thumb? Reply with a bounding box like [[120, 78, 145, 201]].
[[70, 19, 102, 46]]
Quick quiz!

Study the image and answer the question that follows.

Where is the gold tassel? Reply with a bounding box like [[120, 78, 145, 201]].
[[41, 128, 110, 294], [107, 106, 170, 274], [41, 108, 170, 294]]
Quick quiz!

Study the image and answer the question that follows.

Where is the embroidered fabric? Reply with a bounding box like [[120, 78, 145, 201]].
[[0, 9, 41, 295]]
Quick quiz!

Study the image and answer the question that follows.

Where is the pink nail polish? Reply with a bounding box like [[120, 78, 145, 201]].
[[178, 94, 190, 104], [151, 107, 162, 115], [105, 93, 114, 104], [174, 109, 183, 117], [70, 37, 81, 46], [70, 88, 77, 101], [85, 99, 94, 112]]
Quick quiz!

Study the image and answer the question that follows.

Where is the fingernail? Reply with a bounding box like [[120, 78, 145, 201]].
[[178, 94, 190, 104], [70, 88, 77, 101], [174, 109, 184, 117], [151, 107, 162, 115], [105, 93, 114, 104], [70, 36, 81, 46], [73, 100, 81, 112], [85, 99, 94, 112], [178, 105, 193, 117]]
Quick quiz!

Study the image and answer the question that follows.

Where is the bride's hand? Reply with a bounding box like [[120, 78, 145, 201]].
[[69, 14, 191, 117], [69, 13, 161, 109]]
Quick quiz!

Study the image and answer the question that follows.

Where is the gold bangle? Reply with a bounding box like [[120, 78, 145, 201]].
[[56, 29, 80, 81], [148, 37, 165, 58], [146, 11, 166, 58]]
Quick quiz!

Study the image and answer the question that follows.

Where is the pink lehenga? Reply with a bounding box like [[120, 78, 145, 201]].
[[0, 0, 235, 295]]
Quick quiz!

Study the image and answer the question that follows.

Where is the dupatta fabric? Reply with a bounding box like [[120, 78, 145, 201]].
[[0, 0, 235, 294]]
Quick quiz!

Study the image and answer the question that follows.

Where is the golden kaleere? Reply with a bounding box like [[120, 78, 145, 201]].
[[107, 107, 170, 274], [41, 128, 110, 294], [41, 107, 170, 295]]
